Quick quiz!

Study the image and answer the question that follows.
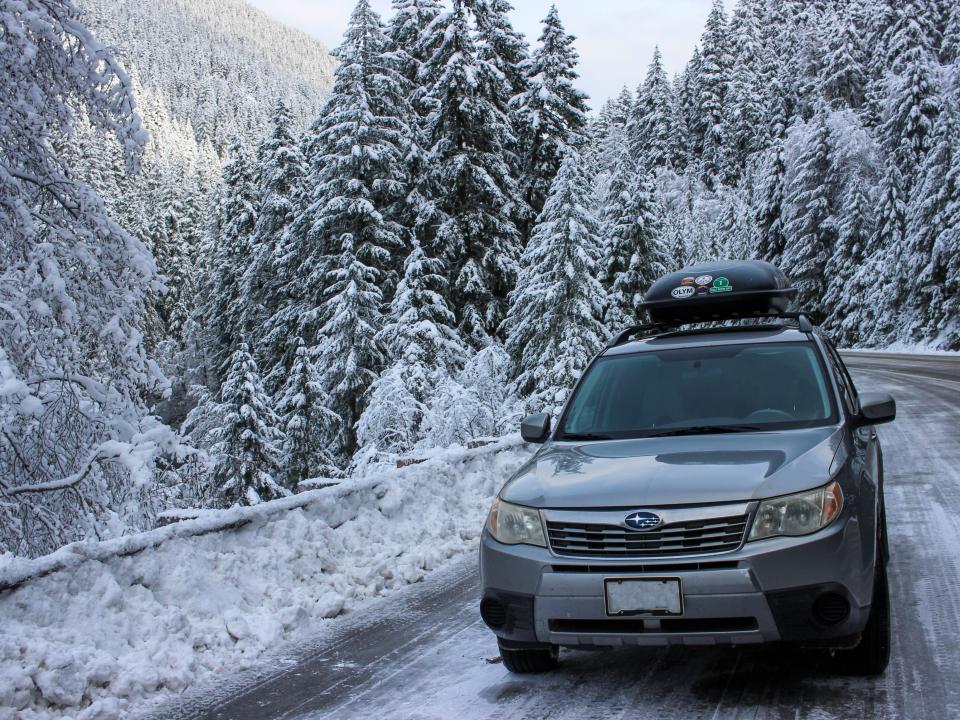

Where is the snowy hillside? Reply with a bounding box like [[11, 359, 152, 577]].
[[78, 0, 335, 148]]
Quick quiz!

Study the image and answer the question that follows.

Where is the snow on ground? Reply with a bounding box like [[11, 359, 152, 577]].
[[0, 437, 532, 720], [840, 344, 960, 356]]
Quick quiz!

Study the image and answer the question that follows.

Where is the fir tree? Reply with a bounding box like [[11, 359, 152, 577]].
[[358, 240, 467, 454], [600, 148, 669, 326], [201, 140, 258, 386], [281, 0, 410, 351], [781, 110, 838, 320], [726, 0, 768, 169], [246, 100, 304, 381], [315, 233, 386, 464], [277, 338, 340, 487], [416, 0, 523, 345], [855, 161, 907, 345], [882, 44, 942, 187], [818, 9, 867, 110], [504, 151, 606, 408], [754, 136, 789, 266], [824, 185, 875, 345], [512, 5, 590, 235], [215, 343, 286, 505], [631, 48, 684, 171], [904, 105, 960, 344], [696, 0, 733, 188]]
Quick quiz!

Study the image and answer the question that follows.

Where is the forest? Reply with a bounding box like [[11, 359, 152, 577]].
[[1, 0, 958, 558]]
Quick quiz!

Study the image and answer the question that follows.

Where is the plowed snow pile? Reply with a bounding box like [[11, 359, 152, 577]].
[[0, 438, 531, 720]]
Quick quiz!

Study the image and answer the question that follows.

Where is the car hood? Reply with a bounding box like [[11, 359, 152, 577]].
[[500, 426, 844, 508]]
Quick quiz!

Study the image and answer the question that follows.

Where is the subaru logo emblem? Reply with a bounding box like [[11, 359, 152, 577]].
[[624, 511, 662, 531]]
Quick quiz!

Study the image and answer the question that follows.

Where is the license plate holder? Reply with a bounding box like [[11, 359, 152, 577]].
[[604, 577, 683, 616]]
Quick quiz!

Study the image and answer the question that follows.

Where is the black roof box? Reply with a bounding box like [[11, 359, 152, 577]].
[[641, 260, 797, 326]]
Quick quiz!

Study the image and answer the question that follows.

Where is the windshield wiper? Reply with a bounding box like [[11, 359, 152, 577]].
[[556, 432, 614, 441], [642, 424, 768, 438]]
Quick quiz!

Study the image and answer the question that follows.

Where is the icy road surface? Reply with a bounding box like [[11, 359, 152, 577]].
[[159, 352, 960, 720]]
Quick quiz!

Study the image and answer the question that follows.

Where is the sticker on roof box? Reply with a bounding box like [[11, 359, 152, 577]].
[[671, 285, 695, 299], [695, 274, 713, 285], [709, 276, 733, 293], [680, 276, 696, 286]]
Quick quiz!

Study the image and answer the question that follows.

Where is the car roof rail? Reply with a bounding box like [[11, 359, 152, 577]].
[[606, 312, 815, 348]]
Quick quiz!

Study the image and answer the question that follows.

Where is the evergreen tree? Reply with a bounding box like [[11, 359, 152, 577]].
[[855, 161, 907, 345], [357, 240, 467, 454], [882, 44, 942, 187], [754, 136, 789, 266], [631, 48, 684, 170], [818, 8, 867, 110], [504, 151, 606, 408], [904, 105, 960, 344], [280, 0, 410, 351], [824, 185, 875, 345], [726, 0, 767, 171], [512, 5, 590, 235], [201, 140, 257, 386], [465, 0, 529, 101], [416, 0, 523, 345], [781, 111, 838, 320], [277, 338, 340, 487], [246, 99, 305, 381], [600, 148, 669, 326], [696, 0, 733, 188], [215, 343, 286, 505], [315, 233, 386, 464]]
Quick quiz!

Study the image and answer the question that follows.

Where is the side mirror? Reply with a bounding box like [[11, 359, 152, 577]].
[[520, 413, 551, 443], [857, 391, 896, 425]]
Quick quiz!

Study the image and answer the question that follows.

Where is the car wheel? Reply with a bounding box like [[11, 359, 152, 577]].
[[834, 537, 891, 676], [497, 639, 559, 673]]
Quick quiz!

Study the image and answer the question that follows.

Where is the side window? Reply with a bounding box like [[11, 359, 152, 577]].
[[821, 339, 858, 415]]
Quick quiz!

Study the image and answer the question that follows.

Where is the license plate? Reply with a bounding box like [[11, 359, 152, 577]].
[[604, 577, 683, 616]]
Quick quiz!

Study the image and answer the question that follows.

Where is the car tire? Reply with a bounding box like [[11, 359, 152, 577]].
[[834, 528, 891, 676], [498, 639, 559, 673]]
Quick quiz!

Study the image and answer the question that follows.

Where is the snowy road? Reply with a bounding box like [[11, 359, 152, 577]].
[[165, 353, 960, 720]]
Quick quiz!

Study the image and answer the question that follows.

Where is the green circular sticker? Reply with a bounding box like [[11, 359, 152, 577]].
[[709, 276, 733, 293]]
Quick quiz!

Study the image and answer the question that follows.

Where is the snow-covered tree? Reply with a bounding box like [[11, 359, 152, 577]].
[[512, 5, 590, 234], [281, 0, 411, 351], [416, 0, 523, 345], [696, 0, 733, 188], [198, 140, 258, 387], [630, 48, 684, 171], [599, 148, 669, 326], [214, 344, 286, 505], [504, 151, 606, 409], [726, 0, 768, 170], [245, 100, 305, 384], [782, 111, 838, 320], [0, 0, 179, 556], [357, 240, 467, 455], [277, 339, 340, 487], [315, 234, 386, 464]]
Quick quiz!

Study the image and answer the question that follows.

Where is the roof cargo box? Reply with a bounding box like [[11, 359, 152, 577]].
[[641, 260, 797, 326]]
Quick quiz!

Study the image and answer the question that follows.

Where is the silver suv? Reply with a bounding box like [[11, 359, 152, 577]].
[[480, 261, 896, 676]]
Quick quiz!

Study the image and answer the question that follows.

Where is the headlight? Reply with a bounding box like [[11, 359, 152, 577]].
[[748, 481, 843, 541], [486, 498, 546, 547]]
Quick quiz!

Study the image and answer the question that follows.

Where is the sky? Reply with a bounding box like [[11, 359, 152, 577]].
[[246, 0, 714, 109]]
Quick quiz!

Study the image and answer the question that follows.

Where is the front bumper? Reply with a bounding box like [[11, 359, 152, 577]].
[[480, 513, 873, 648]]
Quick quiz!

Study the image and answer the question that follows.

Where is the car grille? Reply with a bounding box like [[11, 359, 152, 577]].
[[546, 514, 749, 558]]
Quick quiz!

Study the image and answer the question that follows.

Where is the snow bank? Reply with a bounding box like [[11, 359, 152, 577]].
[[0, 436, 532, 720]]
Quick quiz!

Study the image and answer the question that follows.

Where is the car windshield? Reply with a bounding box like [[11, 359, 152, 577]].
[[557, 341, 836, 440]]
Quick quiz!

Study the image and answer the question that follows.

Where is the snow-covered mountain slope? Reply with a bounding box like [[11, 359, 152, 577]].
[[79, 0, 335, 149]]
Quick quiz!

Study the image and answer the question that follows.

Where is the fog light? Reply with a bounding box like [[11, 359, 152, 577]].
[[481, 598, 507, 628], [812, 592, 850, 625]]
